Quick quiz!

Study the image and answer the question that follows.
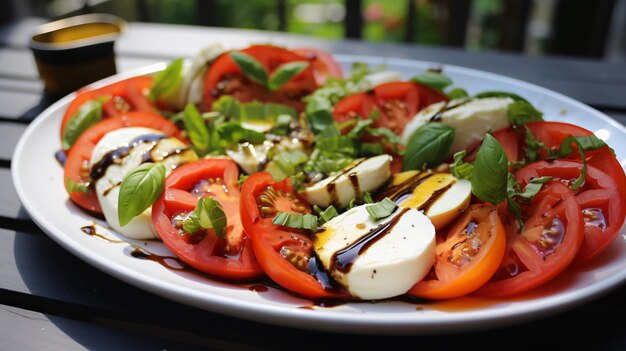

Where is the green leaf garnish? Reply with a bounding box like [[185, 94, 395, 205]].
[[66, 177, 90, 194], [182, 103, 210, 152], [217, 122, 266, 146], [447, 87, 469, 99], [314, 205, 339, 225], [118, 163, 166, 227], [411, 71, 453, 91], [450, 150, 473, 180], [474, 91, 528, 102], [229, 51, 268, 87], [61, 97, 107, 150], [365, 198, 398, 221], [507, 100, 543, 125], [149, 58, 184, 101], [268, 61, 309, 91], [471, 134, 508, 205], [553, 135, 607, 190], [182, 196, 227, 239], [272, 212, 319, 231], [402, 123, 455, 171], [506, 174, 552, 227]]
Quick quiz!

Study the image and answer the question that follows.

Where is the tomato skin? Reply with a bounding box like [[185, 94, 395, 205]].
[[291, 48, 343, 86], [463, 127, 519, 163], [474, 182, 584, 298], [515, 160, 626, 264], [63, 112, 183, 214], [152, 158, 263, 281], [202, 45, 318, 112], [240, 172, 348, 298], [408, 204, 506, 300], [60, 76, 155, 143], [332, 81, 448, 136]]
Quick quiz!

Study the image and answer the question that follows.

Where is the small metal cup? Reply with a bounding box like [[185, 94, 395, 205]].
[[29, 13, 128, 96]]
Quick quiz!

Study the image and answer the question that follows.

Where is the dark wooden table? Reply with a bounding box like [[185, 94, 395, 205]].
[[2, 18, 626, 350]]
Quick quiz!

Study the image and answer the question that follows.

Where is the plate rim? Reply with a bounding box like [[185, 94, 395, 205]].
[[11, 54, 626, 335]]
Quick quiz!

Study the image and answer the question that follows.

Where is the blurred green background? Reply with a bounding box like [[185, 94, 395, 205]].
[[20, 0, 626, 60]]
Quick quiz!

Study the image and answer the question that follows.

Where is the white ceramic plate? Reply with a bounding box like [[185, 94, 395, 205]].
[[12, 55, 626, 335]]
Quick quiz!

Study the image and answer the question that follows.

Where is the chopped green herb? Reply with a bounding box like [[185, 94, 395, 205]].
[[272, 212, 319, 231], [365, 198, 398, 221]]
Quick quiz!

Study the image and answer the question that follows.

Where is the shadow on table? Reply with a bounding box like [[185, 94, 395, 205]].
[[12, 229, 626, 350]]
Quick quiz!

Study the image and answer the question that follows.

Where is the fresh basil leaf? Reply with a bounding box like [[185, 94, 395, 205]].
[[365, 198, 398, 221], [304, 149, 354, 174], [118, 163, 166, 227], [212, 96, 242, 119], [447, 87, 469, 99], [306, 96, 337, 135], [347, 119, 375, 138], [518, 176, 552, 200], [149, 58, 184, 101], [183, 103, 211, 152], [316, 135, 358, 156], [411, 71, 453, 91], [237, 174, 249, 186], [66, 177, 90, 194], [183, 196, 227, 239], [272, 212, 319, 231], [363, 191, 374, 204], [268, 61, 309, 91], [402, 123, 455, 171], [289, 173, 306, 192], [552, 135, 608, 191], [314, 205, 339, 225], [266, 150, 309, 181], [555, 135, 608, 158], [474, 91, 528, 103], [523, 126, 550, 163], [61, 98, 106, 150], [229, 51, 268, 87], [506, 173, 552, 228], [471, 134, 508, 205], [217, 122, 266, 146], [507, 100, 543, 125], [359, 143, 384, 156], [451, 150, 474, 180]]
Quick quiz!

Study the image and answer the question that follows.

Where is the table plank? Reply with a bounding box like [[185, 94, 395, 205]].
[[0, 168, 31, 222], [2, 227, 626, 349], [0, 305, 225, 351]]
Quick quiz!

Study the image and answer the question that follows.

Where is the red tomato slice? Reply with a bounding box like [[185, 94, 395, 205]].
[[60, 76, 156, 142], [151, 158, 263, 280], [474, 182, 584, 298], [64, 112, 183, 214], [332, 81, 448, 136], [291, 47, 343, 86], [408, 204, 506, 299], [202, 45, 318, 112], [525, 121, 626, 200], [516, 160, 626, 264], [240, 172, 349, 298]]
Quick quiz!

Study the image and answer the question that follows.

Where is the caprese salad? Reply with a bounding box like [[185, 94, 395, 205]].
[[59, 43, 626, 301]]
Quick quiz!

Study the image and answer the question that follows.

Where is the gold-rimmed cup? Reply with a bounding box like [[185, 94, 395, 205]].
[[29, 13, 128, 96]]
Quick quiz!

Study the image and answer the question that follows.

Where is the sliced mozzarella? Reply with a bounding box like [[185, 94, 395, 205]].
[[402, 97, 514, 155], [301, 154, 392, 208], [361, 71, 403, 90], [314, 205, 435, 299], [178, 43, 225, 109], [225, 137, 310, 175], [395, 172, 471, 230], [91, 127, 198, 239], [225, 141, 274, 175]]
